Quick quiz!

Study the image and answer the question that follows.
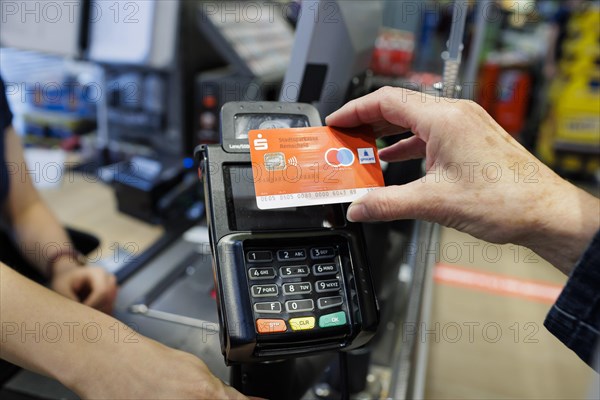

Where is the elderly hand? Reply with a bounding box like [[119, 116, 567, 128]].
[[326, 87, 599, 274]]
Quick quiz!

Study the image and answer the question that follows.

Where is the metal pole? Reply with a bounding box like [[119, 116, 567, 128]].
[[442, 0, 469, 98], [462, 0, 493, 99]]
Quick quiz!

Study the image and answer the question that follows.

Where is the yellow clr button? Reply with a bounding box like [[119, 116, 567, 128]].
[[289, 316, 316, 331]]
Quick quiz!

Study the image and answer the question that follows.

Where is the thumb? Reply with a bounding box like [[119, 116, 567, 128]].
[[347, 180, 440, 223]]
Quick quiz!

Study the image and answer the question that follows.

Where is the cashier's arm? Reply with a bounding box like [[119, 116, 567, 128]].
[[0, 263, 248, 399], [2, 127, 116, 312]]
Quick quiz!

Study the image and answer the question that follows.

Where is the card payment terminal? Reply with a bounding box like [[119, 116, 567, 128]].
[[196, 102, 378, 364]]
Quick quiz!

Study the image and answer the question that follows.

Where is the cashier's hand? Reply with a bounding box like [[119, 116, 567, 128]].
[[326, 87, 600, 274], [74, 338, 250, 400], [51, 265, 117, 314]]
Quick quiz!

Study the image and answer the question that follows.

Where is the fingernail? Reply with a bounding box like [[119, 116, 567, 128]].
[[347, 203, 365, 222]]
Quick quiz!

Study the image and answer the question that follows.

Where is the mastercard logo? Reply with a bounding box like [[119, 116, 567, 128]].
[[325, 148, 355, 167]]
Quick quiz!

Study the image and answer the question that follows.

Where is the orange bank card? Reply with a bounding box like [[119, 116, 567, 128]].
[[248, 126, 384, 210]]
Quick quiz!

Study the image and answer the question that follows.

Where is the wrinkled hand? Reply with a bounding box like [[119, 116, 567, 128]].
[[51, 266, 117, 314], [326, 87, 599, 274]]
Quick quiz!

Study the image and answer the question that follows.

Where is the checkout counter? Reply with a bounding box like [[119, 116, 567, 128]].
[[1, 175, 438, 400]]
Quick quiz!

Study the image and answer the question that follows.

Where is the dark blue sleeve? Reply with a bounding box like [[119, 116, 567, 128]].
[[544, 230, 600, 370], [552, 7, 570, 25], [1, 74, 12, 205], [0, 75, 12, 133]]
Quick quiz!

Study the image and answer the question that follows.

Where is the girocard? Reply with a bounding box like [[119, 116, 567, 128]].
[[247, 126, 384, 210]]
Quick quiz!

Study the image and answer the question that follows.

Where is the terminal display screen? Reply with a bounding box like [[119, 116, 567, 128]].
[[233, 114, 310, 139]]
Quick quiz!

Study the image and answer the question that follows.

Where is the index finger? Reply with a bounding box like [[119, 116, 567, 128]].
[[325, 87, 435, 141]]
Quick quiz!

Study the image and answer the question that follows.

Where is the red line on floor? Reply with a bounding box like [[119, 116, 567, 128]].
[[433, 263, 563, 304]]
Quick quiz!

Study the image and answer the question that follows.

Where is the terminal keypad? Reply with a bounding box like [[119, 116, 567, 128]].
[[246, 245, 350, 335]]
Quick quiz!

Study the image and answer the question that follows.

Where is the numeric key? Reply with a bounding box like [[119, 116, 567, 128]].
[[277, 249, 307, 261], [246, 251, 272, 262], [310, 247, 335, 259], [313, 263, 338, 276], [285, 299, 314, 313], [279, 265, 309, 277], [248, 267, 276, 280], [283, 282, 312, 295], [316, 279, 341, 293], [251, 285, 278, 297]]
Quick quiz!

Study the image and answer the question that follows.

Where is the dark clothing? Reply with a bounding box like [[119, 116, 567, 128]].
[[545, 230, 600, 370], [0, 75, 12, 204], [0, 227, 100, 283], [552, 6, 571, 62]]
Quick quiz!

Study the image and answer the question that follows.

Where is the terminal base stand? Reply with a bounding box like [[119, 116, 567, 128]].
[[231, 354, 334, 400], [231, 359, 295, 400]]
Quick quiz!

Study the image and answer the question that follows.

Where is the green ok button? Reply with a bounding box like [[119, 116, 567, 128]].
[[319, 311, 347, 328]]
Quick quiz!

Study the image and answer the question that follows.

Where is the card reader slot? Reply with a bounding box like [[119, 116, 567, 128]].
[[255, 330, 349, 357]]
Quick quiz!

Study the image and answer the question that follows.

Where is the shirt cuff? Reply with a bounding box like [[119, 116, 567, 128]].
[[544, 229, 600, 367]]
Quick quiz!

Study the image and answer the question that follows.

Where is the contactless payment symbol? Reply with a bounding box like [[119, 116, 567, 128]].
[[325, 148, 355, 167], [287, 156, 298, 166]]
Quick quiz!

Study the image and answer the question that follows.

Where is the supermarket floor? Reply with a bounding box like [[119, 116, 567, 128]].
[[39, 173, 597, 399], [425, 227, 596, 399]]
